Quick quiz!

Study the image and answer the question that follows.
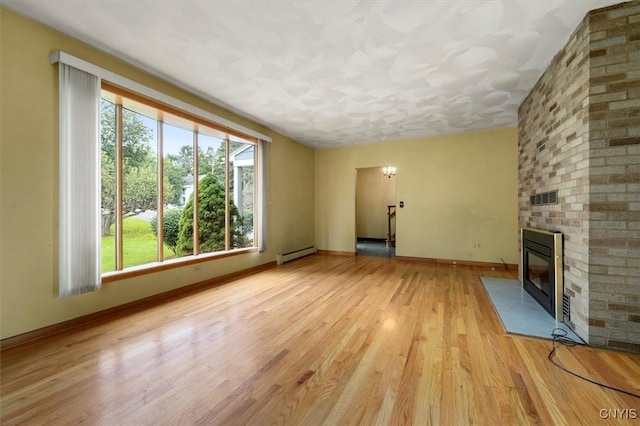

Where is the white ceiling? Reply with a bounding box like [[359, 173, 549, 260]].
[[2, 0, 621, 148]]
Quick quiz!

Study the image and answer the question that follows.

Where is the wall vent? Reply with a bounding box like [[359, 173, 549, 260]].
[[563, 293, 571, 322], [530, 190, 558, 206]]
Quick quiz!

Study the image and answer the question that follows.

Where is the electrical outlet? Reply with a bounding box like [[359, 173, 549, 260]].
[[194, 265, 201, 272], [472, 242, 481, 249]]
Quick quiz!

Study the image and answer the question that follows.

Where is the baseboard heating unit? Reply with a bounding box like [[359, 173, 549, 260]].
[[276, 246, 317, 265]]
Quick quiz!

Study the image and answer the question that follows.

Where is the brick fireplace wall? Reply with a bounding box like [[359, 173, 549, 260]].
[[518, 14, 592, 340], [519, 1, 640, 352]]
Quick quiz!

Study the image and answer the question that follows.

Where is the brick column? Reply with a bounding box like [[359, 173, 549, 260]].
[[586, 2, 640, 352], [519, 1, 640, 352]]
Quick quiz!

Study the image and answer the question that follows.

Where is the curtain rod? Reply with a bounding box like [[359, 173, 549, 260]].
[[49, 50, 272, 143]]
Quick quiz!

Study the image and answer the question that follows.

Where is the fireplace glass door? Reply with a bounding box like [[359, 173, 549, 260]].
[[527, 250, 550, 296], [521, 227, 562, 320]]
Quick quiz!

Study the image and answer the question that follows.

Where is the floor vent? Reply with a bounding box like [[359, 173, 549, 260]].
[[277, 246, 317, 265], [562, 294, 571, 322]]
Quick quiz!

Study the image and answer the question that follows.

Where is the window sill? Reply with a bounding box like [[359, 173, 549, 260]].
[[101, 247, 259, 284]]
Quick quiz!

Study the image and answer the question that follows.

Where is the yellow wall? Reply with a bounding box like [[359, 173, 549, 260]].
[[0, 7, 519, 340], [0, 9, 314, 339], [315, 128, 519, 263], [356, 167, 396, 239]]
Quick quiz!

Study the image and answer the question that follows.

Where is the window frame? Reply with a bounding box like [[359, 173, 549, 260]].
[[100, 83, 260, 283]]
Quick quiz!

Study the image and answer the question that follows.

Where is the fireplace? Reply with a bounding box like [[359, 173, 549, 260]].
[[521, 228, 563, 322]]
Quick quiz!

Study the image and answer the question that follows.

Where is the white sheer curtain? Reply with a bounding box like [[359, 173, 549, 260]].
[[258, 139, 268, 253], [58, 63, 101, 298]]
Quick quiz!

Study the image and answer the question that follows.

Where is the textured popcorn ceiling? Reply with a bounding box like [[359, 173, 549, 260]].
[[3, 0, 620, 148]]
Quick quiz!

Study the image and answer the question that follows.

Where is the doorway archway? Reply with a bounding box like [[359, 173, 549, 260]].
[[355, 166, 397, 257]]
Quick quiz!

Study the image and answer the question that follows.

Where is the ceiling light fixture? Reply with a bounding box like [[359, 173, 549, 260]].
[[383, 166, 396, 178]]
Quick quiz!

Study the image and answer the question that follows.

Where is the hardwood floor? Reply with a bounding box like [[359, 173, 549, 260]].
[[2, 254, 639, 425]]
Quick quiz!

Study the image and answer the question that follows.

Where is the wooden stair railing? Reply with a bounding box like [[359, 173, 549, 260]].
[[387, 205, 396, 248]]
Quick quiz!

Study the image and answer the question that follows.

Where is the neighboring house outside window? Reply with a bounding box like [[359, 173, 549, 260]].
[[180, 174, 206, 207], [230, 145, 255, 240]]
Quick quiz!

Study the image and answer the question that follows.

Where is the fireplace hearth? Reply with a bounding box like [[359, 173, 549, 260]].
[[521, 228, 563, 322]]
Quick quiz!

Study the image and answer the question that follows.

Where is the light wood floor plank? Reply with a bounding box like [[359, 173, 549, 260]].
[[2, 255, 639, 425]]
